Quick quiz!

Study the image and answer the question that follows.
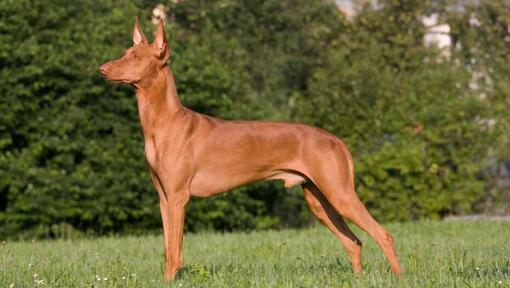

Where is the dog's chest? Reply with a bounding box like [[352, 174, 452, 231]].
[[144, 140, 157, 171]]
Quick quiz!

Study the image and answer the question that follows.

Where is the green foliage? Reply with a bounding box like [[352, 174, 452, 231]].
[[0, 0, 509, 237], [0, 0, 162, 237], [295, 0, 509, 220]]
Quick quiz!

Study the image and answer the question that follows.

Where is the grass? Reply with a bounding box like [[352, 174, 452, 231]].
[[1, 221, 509, 287]]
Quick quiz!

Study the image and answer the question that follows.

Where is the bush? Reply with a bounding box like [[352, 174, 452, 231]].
[[295, 0, 507, 220], [0, 0, 508, 238]]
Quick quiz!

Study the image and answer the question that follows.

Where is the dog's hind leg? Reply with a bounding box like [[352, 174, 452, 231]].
[[311, 169, 402, 274], [304, 142, 401, 274], [333, 186, 401, 274], [302, 182, 362, 273]]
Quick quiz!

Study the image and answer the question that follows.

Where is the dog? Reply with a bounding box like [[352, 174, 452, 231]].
[[99, 17, 401, 281]]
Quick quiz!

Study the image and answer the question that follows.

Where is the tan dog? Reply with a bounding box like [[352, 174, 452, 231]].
[[100, 18, 401, 281]]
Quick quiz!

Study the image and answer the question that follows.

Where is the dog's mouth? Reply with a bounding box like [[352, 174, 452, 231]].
[[99, 65, 133, 84], [102, 75, 133, 85], [112, 78, 131, 84]]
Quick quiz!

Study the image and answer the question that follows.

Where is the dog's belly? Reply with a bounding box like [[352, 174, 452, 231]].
[[268, 172, 306, 188], [189, 169, 306, 198], [187, 120, 322, 197]]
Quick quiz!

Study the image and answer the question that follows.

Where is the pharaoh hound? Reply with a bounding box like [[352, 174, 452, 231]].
[[99, 18, 401, 280]]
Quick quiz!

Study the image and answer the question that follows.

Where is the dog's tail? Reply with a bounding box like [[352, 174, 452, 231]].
[[337, 139, 355, 189]]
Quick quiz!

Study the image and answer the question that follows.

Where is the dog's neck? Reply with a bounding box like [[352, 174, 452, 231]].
[[134, 66, 183, 137]]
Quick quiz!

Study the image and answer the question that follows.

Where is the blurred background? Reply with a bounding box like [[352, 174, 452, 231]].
[[0, 0, 509, 239]]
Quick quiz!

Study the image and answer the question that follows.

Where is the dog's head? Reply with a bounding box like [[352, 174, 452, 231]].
[[99, 17, 170, 85]]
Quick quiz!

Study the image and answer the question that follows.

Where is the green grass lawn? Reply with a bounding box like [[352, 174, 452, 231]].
[[1, 221, 509, 287]]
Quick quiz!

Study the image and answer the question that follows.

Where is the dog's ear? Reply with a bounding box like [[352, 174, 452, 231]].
[[153, 20, 170, 61], [133, 16, 148, 46]]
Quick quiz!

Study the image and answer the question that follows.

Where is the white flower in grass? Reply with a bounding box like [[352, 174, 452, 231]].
[[95, 275, 101, 281], [122, 276, 126, 280], [9, 284, 14, 288], [33, 273, 39, 278], [103, 277, 108, 281], [28, 263, 32, 268], [476, 267, 480, 271], [498, 281, 503, 285]]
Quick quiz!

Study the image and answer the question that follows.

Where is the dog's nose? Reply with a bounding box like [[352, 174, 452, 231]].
[[99, 64, 109, 76]]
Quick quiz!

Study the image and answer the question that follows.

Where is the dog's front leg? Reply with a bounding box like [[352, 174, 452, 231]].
[[163, 190, 189, 281], [149, 172, 171, 260]]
